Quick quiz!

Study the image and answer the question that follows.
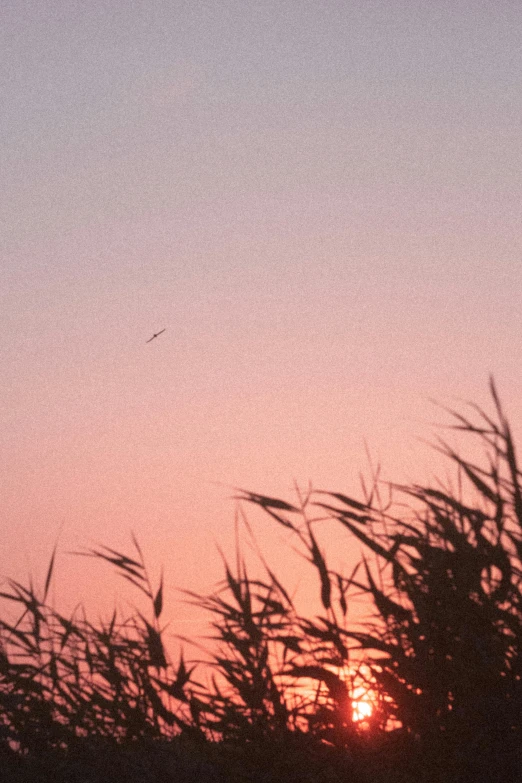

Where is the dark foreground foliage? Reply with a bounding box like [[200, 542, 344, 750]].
[[2, 380, 522, 782]]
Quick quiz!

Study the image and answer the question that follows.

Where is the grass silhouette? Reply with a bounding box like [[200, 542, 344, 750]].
[[1, 379, 521, 781]]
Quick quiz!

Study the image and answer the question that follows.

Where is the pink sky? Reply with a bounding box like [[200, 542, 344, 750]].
[[1, 1, 521, 646]]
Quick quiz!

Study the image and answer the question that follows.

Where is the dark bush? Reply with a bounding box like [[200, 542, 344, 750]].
[[2, 379, 521, 781]]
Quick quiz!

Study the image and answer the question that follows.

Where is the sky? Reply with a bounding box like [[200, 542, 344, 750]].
[[1, 1, 521, 643]]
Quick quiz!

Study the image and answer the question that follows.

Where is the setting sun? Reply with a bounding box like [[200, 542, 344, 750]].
[[351, 686, 374, 723]]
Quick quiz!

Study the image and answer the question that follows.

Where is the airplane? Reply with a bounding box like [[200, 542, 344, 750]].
[[146, 328, 166, 343]]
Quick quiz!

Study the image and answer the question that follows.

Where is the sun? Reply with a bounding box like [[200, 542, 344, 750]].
[[292, 666, 377, 727], [351, 684, 374, 722], [349, 673, 376, 724]]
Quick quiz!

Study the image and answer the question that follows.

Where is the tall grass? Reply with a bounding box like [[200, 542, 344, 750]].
[[1, 379, 521, 780], [0, 535, 200, 757]]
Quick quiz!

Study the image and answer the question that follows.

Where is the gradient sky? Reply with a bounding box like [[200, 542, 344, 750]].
[[2, 2, 521, 638]]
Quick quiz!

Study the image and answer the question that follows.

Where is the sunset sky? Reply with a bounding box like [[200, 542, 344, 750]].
[[2, 2, 521, 638]]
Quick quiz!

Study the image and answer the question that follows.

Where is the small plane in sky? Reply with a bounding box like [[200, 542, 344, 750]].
[[146, 328, 166, 343]]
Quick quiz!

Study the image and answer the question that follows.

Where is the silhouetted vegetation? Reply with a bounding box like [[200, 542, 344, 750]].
[[2, 380, 521, 781]]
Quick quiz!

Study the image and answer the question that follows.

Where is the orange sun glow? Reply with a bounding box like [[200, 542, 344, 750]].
[[351, 685, 374, 722]]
